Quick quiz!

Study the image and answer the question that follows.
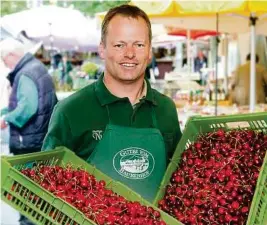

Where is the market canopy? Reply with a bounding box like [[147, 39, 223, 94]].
[[129, 0, 267, 35], [95, 3, 219, 40], [1, 5, 100, 52], [96, 1, 267, 35], [166, 27, 219, 39]]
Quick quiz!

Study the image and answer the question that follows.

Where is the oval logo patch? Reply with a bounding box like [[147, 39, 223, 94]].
[[113, 147, 155, 180]]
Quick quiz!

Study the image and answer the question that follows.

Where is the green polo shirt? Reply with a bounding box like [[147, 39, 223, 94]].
[[42, 75, 182, 162]]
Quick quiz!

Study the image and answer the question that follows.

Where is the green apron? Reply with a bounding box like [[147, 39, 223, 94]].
[[87, 105, 166, 202]]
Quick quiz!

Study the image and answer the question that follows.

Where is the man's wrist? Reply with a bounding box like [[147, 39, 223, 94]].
[[1, 118, 8, 129], [2, 116, 8, 125]]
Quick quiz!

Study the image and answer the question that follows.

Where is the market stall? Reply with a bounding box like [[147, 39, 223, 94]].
[[1, 2, 267, 225], [131, 0, 267, 112]]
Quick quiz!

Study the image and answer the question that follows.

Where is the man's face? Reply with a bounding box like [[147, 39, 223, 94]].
[[198, 51, 204, 58], [99, 15, 152, 83]]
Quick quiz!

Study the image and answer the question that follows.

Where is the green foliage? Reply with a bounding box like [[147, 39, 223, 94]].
[[1, 1, 130, 17], [81, 61, 99, 76], [73, 1, 130, 16], [1, 1, 27, 16]]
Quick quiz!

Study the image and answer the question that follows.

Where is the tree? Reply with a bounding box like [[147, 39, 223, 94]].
[[1, 1, 130, 17], [1, 1, 27, 16], [66, 1, 130, 16]]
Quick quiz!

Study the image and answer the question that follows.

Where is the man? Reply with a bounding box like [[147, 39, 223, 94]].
[[42, 4, 182, 202], [231, 54, 267, 105], [194, 49, 208, 85], [0, 38, 57, 225], [145, 55, 159, 80], [58, 54, 73, 89]]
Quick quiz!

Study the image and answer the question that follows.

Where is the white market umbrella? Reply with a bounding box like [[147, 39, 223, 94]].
[[1, 5, 100, 52]]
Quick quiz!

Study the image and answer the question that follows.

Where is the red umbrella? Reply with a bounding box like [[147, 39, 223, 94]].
[[166, 27, 219, 39]]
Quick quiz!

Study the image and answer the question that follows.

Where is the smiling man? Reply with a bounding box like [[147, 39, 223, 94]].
[[42, 4, 182, 202]]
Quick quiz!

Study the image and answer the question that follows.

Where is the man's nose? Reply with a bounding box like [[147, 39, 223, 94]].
[[124, 46, 136, 58]]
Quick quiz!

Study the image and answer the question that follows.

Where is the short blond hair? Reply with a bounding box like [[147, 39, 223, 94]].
[[0, 38, 26, 60], [101, 4, 152, 46]]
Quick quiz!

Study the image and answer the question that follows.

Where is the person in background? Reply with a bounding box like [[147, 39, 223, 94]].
[[230, 53, 267, 105], [145, 55, 159, 80], [0, 38, 58, 225], [52, 53, 62, 70], [42, 4, 182, 202], [0, 60, 11, 145], [194, 49, 208, 85], [58, 54, 73, 89]]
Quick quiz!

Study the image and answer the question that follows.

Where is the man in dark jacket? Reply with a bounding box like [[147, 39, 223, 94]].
[[194, 50, 208, 85], [0, 38, 57, 225]]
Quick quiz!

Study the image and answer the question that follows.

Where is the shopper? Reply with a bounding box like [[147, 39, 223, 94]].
[[58, 54, 73, 89], [194, 49, 208, 85], [0, 38, 58, 225], [42, 4, 182, 202], [230, 54, 267, 105]]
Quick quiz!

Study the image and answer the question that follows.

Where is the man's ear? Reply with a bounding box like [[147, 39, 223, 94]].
[[98, 42, 105, 60]]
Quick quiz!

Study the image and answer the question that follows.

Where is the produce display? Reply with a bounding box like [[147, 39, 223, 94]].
[[13, 165, 166, 225], [2, 114, 266, 225], [2, 148, 182, 225], [12, 164, 167, 225], [158, 129, 267, 225]]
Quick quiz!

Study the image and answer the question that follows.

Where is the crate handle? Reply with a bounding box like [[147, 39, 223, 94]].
[[226, 121, 250, 129]]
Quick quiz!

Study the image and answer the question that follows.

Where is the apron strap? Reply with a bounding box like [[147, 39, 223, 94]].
[[105, 105, 111, 124], [151, 105, 159, 129], [105, 103, 158, 128]]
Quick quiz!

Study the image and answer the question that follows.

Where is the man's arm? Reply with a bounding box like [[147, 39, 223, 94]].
[[4, 75, 38, 128], [41, 104, 73, 151], [168, 101, 182, 160], [173, 110, 182, 153], [262, 69, 267, 101], [263, 69, 267, 84], [230, 69, 239, 90]]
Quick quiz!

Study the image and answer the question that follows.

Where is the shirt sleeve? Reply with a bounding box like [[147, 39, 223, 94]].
[[41, 104, 73, 151], [231, 69, 239, 89], [167, 101, 182, 160], [1, 107, 9, 116], [263, 69, 267, 84], [173, 109, 182, 154], [4, 75, 38, 128]]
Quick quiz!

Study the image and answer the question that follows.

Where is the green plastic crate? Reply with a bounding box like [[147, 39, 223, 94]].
[[154, 112, 267, 225], [1, 147, 182, 225]]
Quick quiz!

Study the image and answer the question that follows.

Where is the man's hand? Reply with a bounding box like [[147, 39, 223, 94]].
[[0, 119, 8, 129]]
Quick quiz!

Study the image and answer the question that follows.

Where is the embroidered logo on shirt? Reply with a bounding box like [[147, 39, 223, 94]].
[[113, 147, 155, 180], [92, 130, 103, 140]]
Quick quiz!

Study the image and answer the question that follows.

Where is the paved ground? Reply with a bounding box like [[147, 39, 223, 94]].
[[1, 128, 20, 225], [0, 200, 20, 225]]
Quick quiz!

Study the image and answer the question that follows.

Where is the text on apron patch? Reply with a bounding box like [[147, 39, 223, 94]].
[[113, 147, 155, 180]]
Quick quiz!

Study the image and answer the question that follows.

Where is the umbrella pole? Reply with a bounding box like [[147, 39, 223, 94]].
[[223, 35, 229, 96], [49, 22, 54, 70], [186, 29, 191, 74], [249, 14, 257, 112], [215, 13, 220, 116]]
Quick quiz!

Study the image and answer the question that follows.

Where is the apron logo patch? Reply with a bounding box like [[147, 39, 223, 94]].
[[92, 130, 103, 140], [113, 147, 155, 180]]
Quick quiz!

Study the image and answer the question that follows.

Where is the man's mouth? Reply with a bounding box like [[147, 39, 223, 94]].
[[120, 63, 137, 68]]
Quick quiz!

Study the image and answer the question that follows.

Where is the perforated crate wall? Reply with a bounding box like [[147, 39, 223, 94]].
[[154, 112, 267, 225]]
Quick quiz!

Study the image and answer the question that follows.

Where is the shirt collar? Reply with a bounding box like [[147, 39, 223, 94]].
[[132, 79, 147, 105], [95, 74, 157, 106]]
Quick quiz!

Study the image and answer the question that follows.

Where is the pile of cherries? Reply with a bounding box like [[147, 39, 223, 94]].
[[20, 165, 167, 225], [159, 129, 267, 225]]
